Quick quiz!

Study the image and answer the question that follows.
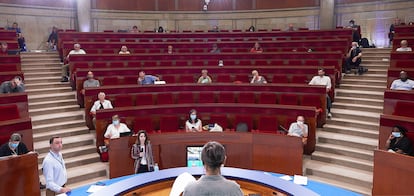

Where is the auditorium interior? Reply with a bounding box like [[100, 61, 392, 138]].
[[1, 0, 414, 195]]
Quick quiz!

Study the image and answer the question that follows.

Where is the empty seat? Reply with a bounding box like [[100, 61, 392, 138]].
[[301, 95, 322, 109], [233, 115, 253, 131], [209, 114, 229, 130], [192, 48, 205, 53], [114, 95, 134, 107], [272, 75, 289, 83], [216, 75, 231, 83], [175, 61, 189, 66], [161, 75, 176, 83], [279, 94, 299, 105], [198, 92, 216, 103], [217, 92, 235, 103], [159, 61, 173, 66], [257, 115, 279, 133], [176, 92, 195, 104], [159, 115, 179, 132], [258, 93, 277, 104], [0, 104, 19, 121], [290, 75, 309, 84], [135, 94, 154, 106], [233, 74, 248, 83], [102, 77, 119, 86], [237, 92, 256, 104], [157, 93, 175, 105], [134, 117, 154, 134], [393, 101, 414, 118], [255, 60, 268, 66], [110, 62, 124, 68], [178, 75, 195, 83]]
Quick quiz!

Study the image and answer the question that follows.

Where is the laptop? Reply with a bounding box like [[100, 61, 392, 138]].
[[119, 132, 132, 137]]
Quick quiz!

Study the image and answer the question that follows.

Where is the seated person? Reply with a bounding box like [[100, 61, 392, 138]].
[[396, 40, 413, 52], [17, 33, 27, 52], [390, 71, 414, 90], [185, 109, 202, 132], [183, 141, 243, 196], [0, 76, 25, 93], [309, 68, 332, 118], [385, 125, 413, 156], [167, 45, 174, 54], [47, 26, 58, 51], [137, 71, 159, 85], [285, 23, 297, 31], [248, 25, 255, 32], [197, 69, 212, 84], [104, 115, 131, 139], [61, 43, 86, 82], [209, 44, 221, 53], [345, 42, 362, 74], [287, 116, 308, 145], [90, 92, 113, 127], [130, 25, 140, 33], [389, 18, 400, 45], [211, 25, 219, 32], [82, 71, 100, 95], [250, 70, 267, 84], [250, 42, 263, 53], [0, 42, 8, 55], [157, 26, 164, 33], [0, 133, 29, 157], [119, 45, 131, 54], [7, 22, 21, 34]]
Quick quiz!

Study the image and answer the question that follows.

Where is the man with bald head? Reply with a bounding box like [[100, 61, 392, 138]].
[[396, 40, 412, 52], [390, 71, 414, 91], [81, 71, 100, 95], [61, 43, 86, 82]]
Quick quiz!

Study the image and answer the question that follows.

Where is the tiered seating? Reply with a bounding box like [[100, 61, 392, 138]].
[[0, 55, 23, 83], [389, 52, 414, 68], [95, 103, 318, 154]]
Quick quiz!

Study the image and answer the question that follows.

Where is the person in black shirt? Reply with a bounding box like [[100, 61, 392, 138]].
[[345, 42, 363, 74], [385, 125, 413, 156], [0, 133, 28, 157], [47, 26, 58, 51]]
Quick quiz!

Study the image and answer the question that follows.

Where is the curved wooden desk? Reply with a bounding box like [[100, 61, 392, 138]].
[[108, 132, 303, 178], [90, 167, 318, 196]]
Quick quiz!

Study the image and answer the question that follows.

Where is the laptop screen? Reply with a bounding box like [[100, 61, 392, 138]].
[[186, 146, 203, 167]]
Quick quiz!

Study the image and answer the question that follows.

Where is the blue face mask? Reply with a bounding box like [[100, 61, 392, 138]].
[[392, 132, 401, 138], [190, 114, 197, 121], [10, 142, 19, 149], [113, 120, 120, 125]]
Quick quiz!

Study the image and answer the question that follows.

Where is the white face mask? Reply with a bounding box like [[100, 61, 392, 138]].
[[297, 121, 304, 125], [352, 46, 357, 49], [392, 132, 401, 138]]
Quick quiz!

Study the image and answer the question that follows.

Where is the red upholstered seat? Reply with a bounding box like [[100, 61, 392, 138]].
[[216, 75, 231, 83], [279, 94, 299, 105], [258, 93, 277, 104], [135, 94, 154, 106], [301, 95, 322, 109], [217, 92, 235, 103], [110, 62, 124, 68], [159, 61, 173, 66], [102, 77, 119, 86], [0, 104, 19, 121], [233, 74, 248, 83], [209, 114, 229, 130], [237, 92, 256, 104], [290, 75, 309, 84], [272, 75, 289, 83], [178, 75, 195, 83], [393, 101, 414, 118], [233, 115, 253, 131], [123, 76, 137, 85], [175, 61, 189, 66], [257, 115, 279, 133], [157, 93, 175, 105], [255, 60, 268, 66], [198, 92, 216, 103], [161, 75, 176, 83], [159, 115, 179, 132], [114, 95, 134, 107], [176, 92, 195, 104], [134, 117, 154, 134]]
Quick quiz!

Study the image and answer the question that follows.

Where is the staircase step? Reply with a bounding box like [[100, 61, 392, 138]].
[[315, 142, 374, 160], [34, 133, 94, 154], [343, 73, 387, 80], [38, 153, 101, 174], [326, 117, 379, 130], [23, 67, 61, 73], [37, 144, 97, 164], [340, 78, 386, 86], [323, 123, 378, 139], [338, 83, 386, 92], [317, 131, 377, 151], [32, 119, 87, 133], [33, 125, 89, 142], [29, 99, 77, 110], [26, 86, 73, 95], [30, 105, 80, 116], [66, 162, 107, 185], [361, 60, 390, 65], [28, 92, 75, 102], [332, 102, 383, 113], [24, 76, 62, 83], [305, 160, 372, 188], [20, 62, 61, 67], [361, 64, 390, 69], [306, 175, 371, 196], [330, 108, 380, 123], [362, 56, 390, 61], [311, 151, 373, 171], [25, 82, 69, 90], [335, 89, 383, 99], [31, 110, 84, 126], [333, 96, 383, 107]]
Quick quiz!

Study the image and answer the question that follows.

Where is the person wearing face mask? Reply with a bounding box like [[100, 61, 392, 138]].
[[186, 109, 202, 132], [345, 42, 363, 74], [131, 130, 155, 174], [390, 71, 414, 91], [250, 70, 267, 84], [287, 116, 308, 145], [309, 68, 332, 118], [104, 115, 131, 139], [385, 125, 413, 156], [0, 133, 28, 157], [82, 71, 100, 95]]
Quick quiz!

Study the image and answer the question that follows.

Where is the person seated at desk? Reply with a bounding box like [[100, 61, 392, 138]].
[[309, 68, 332, 118], [82, 71, 100, 95], [183, 141, 243, 196], [385, 125, 413, 156], [119, 45, 131, 54], [0, 42, 8, 55], [104, 115, 131, 140], [167, 45, 174, 54], [61, 43, 86, 82], [0, 76, 25, 94], [250, 42, 263, 53], [396, 40, 413, 52], [131, 130, 155, 174], [90, 92, 113, 127], [287, 116, 309, 145], [197, 69, 212, 84], [130, 25, 140, 33], [185, 109, 202, 132], [390, 71, 414, 91], [0, 133, 28, 157], [250, 70, 267, 84], [137, 71, 159, 85], [248, 25, 255, 32], [209, 44, 221, 54]]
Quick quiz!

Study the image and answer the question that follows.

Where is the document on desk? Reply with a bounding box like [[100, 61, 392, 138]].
[[87, 185, 106, 193], [293, 175, 308, 185], [56, 194, 67, 196]]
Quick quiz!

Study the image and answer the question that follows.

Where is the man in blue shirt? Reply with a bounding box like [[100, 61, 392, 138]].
[[137, 71, 159, 85], [42, 136, 71, 195]]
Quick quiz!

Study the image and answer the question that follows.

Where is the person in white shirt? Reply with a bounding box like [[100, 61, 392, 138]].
[[390, 71, 414, 90], [119, 45, 131, 54], [42, 136, 71, 195], [104, 115, 131, 139], [61, 43, 86, 82], [309, 68, 332, 118], [185, 109, 202, 132], [250, 70, 267, 84], [396, 40, 413, 52], [90, 92, 113, 128], [288, 116, 309, 145]]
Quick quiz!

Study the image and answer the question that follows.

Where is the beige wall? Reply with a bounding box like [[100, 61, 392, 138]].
[[1, 0, 413, 50]]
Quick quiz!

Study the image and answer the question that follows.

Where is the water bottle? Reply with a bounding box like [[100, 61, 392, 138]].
[[154, 163, 159, 171]]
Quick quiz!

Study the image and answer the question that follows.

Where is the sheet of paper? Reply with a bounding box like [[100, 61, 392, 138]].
[[293, 175, 308, 185], [86, 185, 106, 193], [279, 175, 293, 181], [56, 193, 67, 196]]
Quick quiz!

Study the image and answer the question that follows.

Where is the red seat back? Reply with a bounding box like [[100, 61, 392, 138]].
[[237, 92, 256, 104], [157, 93, 175, 105], [134, 117, 154, 134], [290, 75, 309, 84], [0, 104, 19, 121], [393, 101, 414, 118], [217, 92, 235, 103], [176, 92, 195, 104], [272, 75, 289, 83], [135, 94, 154, 106], [114, 95, 134, 107], [234, 115, 253, 131], [279, 94, 299, 105], [209, 114, 229, 130], [258, 93, 277, 104], [257, 115, 279, 133], [159, 115, 179, 132], [198, 92, 215, 103]]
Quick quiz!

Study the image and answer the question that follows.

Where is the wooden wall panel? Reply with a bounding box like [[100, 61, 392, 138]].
[[177, 0, 203, 11], [0, 0, 73, 8], [236, 0, 253, 10], [208, 0, 233, 11], [256, 0, 318, 9], [336, 0, 377, 4], [94, 0, 137, 10], [158, 0, 176, 11], [136, 0, 156, 11]]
